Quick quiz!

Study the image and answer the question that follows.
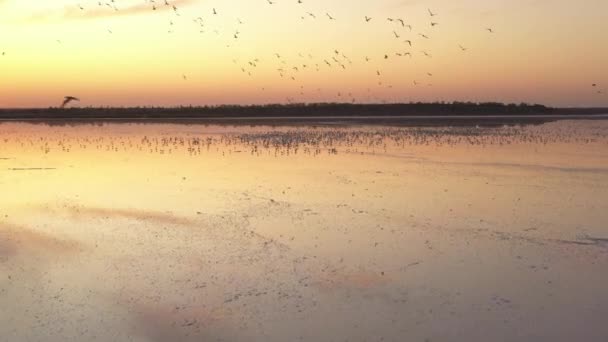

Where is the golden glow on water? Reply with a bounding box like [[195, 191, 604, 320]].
[[1, 121, 608, 341]]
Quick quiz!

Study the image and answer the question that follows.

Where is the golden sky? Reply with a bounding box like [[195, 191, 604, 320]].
[[1, 0, 607, 107]]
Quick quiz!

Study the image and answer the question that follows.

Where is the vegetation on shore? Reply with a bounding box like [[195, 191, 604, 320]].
[[0, 102, 605, 121], [0, 102, 556, 118]]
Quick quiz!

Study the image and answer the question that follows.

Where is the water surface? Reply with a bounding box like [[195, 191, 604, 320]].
[[1, 120, 608, 341]]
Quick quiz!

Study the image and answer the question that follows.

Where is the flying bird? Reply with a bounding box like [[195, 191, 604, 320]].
[[61, 96, 80, 108]]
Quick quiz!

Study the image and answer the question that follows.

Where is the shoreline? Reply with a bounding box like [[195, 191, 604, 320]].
[[1, 114, 607, 127], [1, 103, 606, 126]]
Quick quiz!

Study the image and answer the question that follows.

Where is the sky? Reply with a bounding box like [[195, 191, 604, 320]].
[[0, 0, 607, 108]]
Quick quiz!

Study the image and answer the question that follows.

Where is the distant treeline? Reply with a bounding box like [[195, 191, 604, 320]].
[[0, 102, 604, 120]]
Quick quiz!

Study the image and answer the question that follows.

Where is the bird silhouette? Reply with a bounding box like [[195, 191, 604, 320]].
[[61, 96, 80, 108]]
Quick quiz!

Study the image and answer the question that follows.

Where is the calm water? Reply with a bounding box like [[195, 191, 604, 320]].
[[1, 120, 608, 342]]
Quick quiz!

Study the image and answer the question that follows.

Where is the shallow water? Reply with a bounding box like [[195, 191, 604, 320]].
[[1, 120, 608, 342]]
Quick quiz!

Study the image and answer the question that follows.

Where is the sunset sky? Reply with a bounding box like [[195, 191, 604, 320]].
[[0, 0, 607, 108]]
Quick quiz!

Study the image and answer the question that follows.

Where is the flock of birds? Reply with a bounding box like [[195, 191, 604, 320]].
[[1, 0, 606, 105], [3, 123, 605, 158]]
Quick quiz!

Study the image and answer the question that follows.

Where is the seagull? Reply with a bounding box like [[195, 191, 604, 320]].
[[61, 96, 80, 108], [486, 28, 494, 33], [428, 9, 437, 17]]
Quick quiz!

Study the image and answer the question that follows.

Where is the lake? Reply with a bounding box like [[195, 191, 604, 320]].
[[1, 119, 608, 341]]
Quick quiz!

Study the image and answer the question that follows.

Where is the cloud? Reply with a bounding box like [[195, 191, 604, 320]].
[[26, 0, 198, 23]]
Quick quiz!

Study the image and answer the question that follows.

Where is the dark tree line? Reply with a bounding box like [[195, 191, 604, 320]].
[[0, 102, 562, 120]]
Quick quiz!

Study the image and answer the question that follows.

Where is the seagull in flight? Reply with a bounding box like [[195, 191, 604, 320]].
[[61, 96, 80, 108]]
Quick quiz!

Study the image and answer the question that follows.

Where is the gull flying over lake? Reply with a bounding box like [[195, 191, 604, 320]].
[[61, 96, 80, 108]]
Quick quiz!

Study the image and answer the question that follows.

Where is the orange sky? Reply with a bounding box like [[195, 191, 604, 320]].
[[0, 0, 607, 108]]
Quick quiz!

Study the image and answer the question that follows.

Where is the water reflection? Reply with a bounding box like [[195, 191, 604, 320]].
[[2, 122, 607, 156], [1, 120, 608, 341]]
